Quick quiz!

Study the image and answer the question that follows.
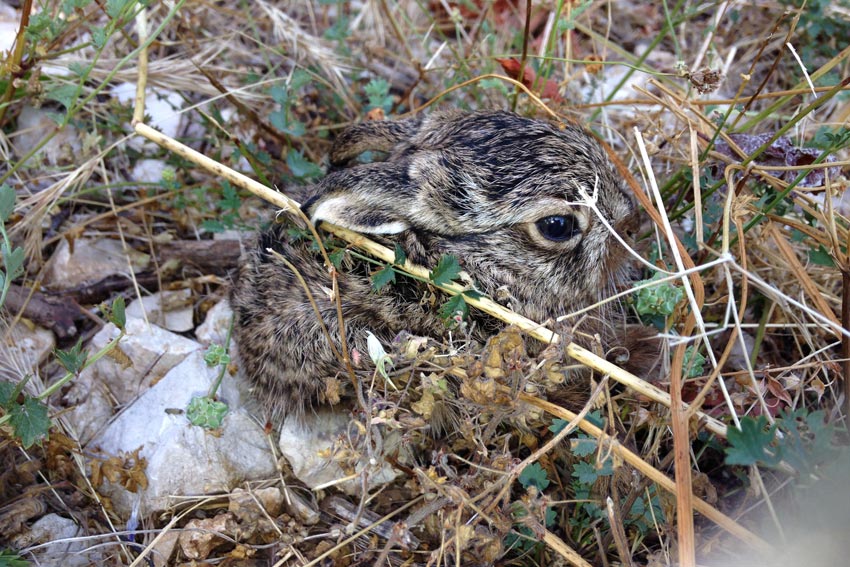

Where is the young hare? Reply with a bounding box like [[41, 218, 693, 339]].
[[231, 110, 643, 418]]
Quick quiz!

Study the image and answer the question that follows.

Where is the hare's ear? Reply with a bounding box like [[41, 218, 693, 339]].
[[330, 115, 423, 166], [302, 165, 413, 235]]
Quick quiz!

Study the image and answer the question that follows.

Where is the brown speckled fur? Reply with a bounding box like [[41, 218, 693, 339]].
[[231, 110, 645, 419]]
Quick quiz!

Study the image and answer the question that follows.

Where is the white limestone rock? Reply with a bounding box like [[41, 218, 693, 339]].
[[195, 299, 234, 347], [125, 289, 194, 333], [62, 317, 199, 444], [87, 351, 275, 517]]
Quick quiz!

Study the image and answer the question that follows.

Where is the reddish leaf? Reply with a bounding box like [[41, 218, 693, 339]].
[[496, 58, 564, 102]]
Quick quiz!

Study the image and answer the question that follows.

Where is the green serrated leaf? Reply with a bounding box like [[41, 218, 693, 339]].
[[429, 254, 461, 286], [105, 0, 131, 18], [286, 149, 322, 179], [269, 109, 291, 134], [585, 410, 604, 428], [438, 294, 467, 324], [26, 11, 58, 40], [67, 61, 88, 78], [328, 248, 346, 269], [364, 78, 392, 111], [220, 182, 240, 210], [268, 85, 289, 105], [549, 418, 568, 434], [45, 83, 79, 110], [572, 461, 599, 485], [808, 245, 835, 267], [283, 120, 306, 137], [393, 243, 406, 265], [54, 338, 87, 376], [596, 455, 614, 477], [519, 462, 550, 490], [89, 25, 107, 49], [271, 113, 306, 137], [371, 265, 396, 291], [109, 296, 126, 329], [186, 396, 228, 429], [571, 436, 598, 457], [462, 289, 483, 300], [725, 416, 780, 467], [0, 381, 15, 407], [10, 397, 50, 448], [289, 69, 313, 91], [0, 183, 15, 222]]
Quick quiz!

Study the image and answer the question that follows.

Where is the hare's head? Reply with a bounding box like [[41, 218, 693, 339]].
[[304, 110, 638, 324]]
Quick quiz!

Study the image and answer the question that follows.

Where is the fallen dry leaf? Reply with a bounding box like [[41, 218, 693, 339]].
[[496, 58, 564, 102]]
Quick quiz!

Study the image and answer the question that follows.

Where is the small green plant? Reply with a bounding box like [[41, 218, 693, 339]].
[[185, 396, 228, 429], [0, 379, 50, 449], [269, 69, 312, 137], [370, 251, 482, 328], [551, 416, 665, 540], [778, 0, 850, 63], [0, 295, 126, 448], [683, 346, 706, 378], [286, 149, 323, 180], [632, 272, 684, 317], [519, 462, 550, 491], [363, 78, 393, 114], [187, 325, 234, 429], [200, 181, 243, 233], [370, 244, 407, 291], [437, 294, 469, 327], [505, 463, 556, 554], [429, 254, 462, 286], [0, 183, 46, 448], [0, 184, 24, 309], [203, 343, 231, 368], [725, 409, 841, 477]]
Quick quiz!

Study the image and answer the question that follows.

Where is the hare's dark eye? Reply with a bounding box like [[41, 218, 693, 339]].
[[536, 215, 581, 242]]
